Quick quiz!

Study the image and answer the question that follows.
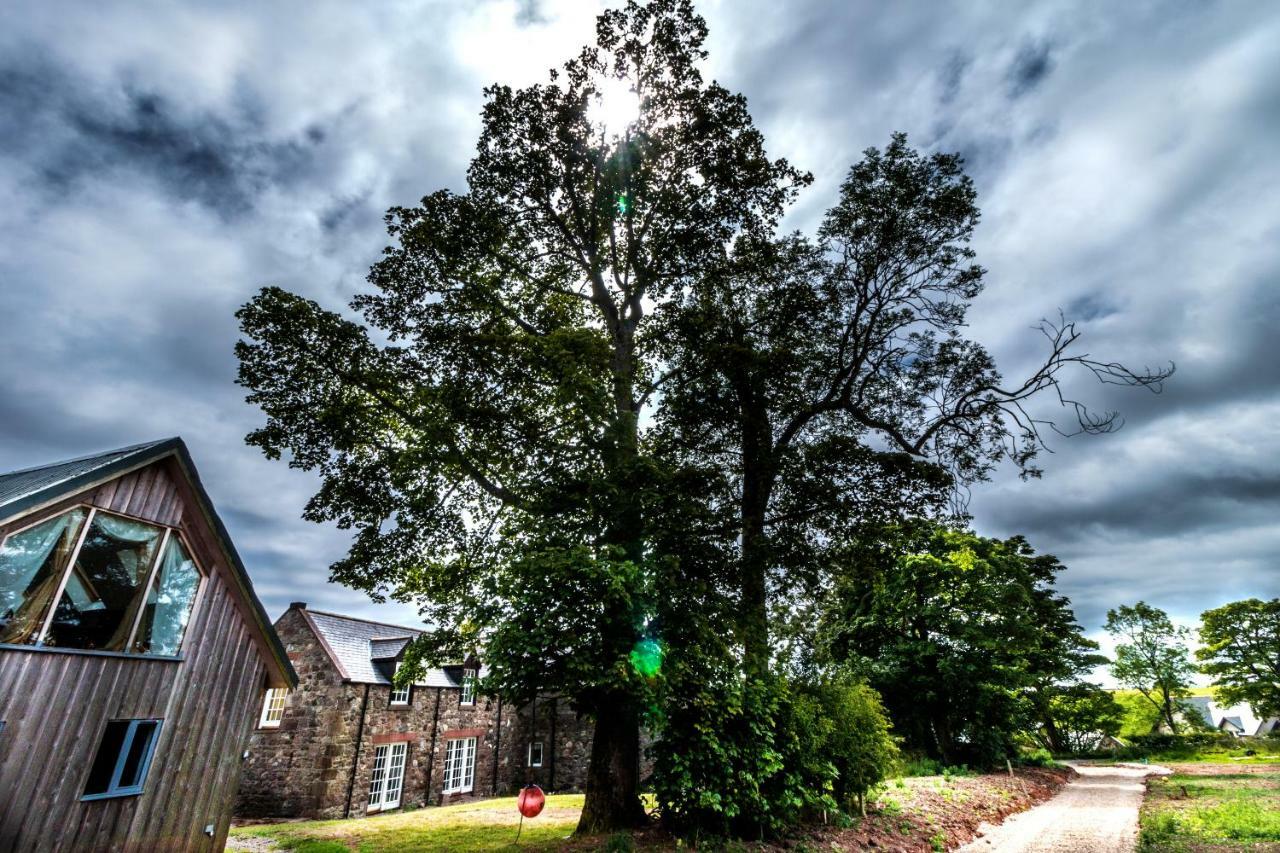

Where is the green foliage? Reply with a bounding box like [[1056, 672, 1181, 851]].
[[651, 673, 897, 837], [816, 680, 900, 814], [1197, 598, 1280, 718], [1036, 684, 1125, 753], [1107, 602, 1197, 734], [1020, 748, 1055, 768], [1114, 689, 1167, 737], [820, 523, 1098, 766]]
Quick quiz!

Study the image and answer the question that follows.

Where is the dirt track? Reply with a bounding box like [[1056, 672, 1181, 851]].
[[956, 763, 1168, 853]]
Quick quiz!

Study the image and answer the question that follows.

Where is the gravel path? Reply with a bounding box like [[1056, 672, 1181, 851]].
[[956, 763, 1169, 853]]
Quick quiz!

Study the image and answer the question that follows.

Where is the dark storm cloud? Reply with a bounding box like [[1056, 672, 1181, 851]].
[[1007, 40, 1054, 98], [0, 53, 327, 217], [0, 0, 1277, 640]]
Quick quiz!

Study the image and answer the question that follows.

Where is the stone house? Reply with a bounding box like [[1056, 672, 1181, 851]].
[[236, 603, 593, 819]]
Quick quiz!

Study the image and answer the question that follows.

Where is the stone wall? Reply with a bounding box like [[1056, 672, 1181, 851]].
[[501, 695, 594, 794], [236, 606, 588, 820]]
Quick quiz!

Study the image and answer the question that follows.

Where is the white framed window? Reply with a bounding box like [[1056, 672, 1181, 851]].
[[259, 688, 288, 728], [527, 741, 543, 767], [390, 662, 410, 706], [442, 736, 476, 794], [367, 741, 408, 811], [460, 668, 477, 706]]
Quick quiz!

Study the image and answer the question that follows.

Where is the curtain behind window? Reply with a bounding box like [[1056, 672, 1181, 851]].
[[0, 509, 87, 644]]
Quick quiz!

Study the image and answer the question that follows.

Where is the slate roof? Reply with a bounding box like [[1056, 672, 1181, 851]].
[[302, 609, 467, 687], [0, 438, 296, 688], [370, 637, 413, 660], [1182, 696, 1216, 727]]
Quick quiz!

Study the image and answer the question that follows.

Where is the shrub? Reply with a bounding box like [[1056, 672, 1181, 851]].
[[810, 680, 900, 815], [1020, 748, 1055, 768], [653, 673, 899, 837]]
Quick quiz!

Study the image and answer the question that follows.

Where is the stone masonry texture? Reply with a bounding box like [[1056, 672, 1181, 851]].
[[235, 606, 595, 819]]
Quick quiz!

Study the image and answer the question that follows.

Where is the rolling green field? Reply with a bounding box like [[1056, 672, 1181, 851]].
[[1139, 767, 1280, 852], [228, 794, 584, 852]]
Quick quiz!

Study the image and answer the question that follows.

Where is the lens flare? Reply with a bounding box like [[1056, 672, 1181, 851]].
[[629, 637, 663, 678]]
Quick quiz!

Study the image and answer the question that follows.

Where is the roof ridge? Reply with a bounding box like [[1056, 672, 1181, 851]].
[[0, 438, 175, 478], [305, 607, 426, 636]]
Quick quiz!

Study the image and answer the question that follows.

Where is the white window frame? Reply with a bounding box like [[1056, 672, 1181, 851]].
[[528, 741, 543, 768], [442, 736, 476, 794], [0, 504, 206, 656], [390, 661, 411, 706], [367, 741, 408, 812], [259, 688, 288, 728], [459, 667, 477, 706]]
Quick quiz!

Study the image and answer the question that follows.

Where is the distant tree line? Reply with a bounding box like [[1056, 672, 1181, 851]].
[[1105, 597, 1280, 736]]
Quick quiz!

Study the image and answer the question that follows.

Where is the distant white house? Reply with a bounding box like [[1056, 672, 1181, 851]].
[[1181, 696, 1279, 737]]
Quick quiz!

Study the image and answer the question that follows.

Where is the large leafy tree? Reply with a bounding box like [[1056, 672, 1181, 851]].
[[818, 524, 1099, 764], [657, 135, 1173, 679], [1197, 598, 1280, 718], [235, 0, 804, 831], [1106, 602, 1197, 734]]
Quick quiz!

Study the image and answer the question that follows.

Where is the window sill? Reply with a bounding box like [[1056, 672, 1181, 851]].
[[0, 643, 183, 662], [81, 788, 144, 802]]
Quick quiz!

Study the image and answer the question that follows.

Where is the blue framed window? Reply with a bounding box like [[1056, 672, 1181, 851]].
[[82, 719, 162, 800]]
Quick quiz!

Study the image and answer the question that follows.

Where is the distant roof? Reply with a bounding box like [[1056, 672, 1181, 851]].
[[1181, 696, 1216, 727], [0, 438, 296, 689], [1221, 716, 1244, 731], [301, 608, 469, 687]]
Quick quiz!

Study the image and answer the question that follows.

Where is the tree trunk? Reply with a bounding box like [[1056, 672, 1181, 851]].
[[576, 695, 648, 834], [735, 362, 774, 680], [574, 322, 648, 834]]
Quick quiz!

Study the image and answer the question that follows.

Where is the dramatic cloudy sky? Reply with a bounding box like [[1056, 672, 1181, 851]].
[[2, 1, 1277, 659]]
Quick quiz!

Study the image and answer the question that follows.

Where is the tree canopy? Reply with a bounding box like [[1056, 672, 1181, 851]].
[[1106, 602, 1197, 734], [236, 0, 1173, 837], [1197, 598, 1280, 718], [818, 524, 1104, 764]]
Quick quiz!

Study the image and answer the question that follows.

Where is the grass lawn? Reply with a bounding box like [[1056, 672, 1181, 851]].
[[1139, 765, 1280, 852], [228, 794, 584, 852]]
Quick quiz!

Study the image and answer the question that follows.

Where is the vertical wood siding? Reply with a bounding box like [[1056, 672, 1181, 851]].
[[0, 460, 273, 852]]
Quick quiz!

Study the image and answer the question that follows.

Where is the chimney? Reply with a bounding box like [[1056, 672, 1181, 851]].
[[289, 601, 307, 610]]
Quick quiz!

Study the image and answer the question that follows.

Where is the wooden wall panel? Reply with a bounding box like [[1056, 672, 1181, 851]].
[[0, 458, 275, 851]]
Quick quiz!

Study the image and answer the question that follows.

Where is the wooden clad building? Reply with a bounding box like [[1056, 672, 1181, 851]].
[[0, 438, 296, 852]]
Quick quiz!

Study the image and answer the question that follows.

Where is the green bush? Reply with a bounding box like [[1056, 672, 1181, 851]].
[[653, 673, 899, 838], [811, 680, 900, 815], [1020, 748, 1055, 767]]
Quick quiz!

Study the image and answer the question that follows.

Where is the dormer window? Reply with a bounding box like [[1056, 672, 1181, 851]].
[[390, 661, 411, 706], [460, 668, 477, 706]]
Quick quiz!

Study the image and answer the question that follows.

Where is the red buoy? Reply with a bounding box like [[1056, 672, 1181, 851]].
[[518, 784, 545, 818]]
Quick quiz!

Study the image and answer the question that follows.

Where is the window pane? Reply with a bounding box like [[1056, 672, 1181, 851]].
[[43, 513, 161, 651], [84, 720, 129, 796], [0, 509, 87, 644], [131, 537, 200, 656], [118, 721, 158, 788], [83, 719, 161, 798]]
